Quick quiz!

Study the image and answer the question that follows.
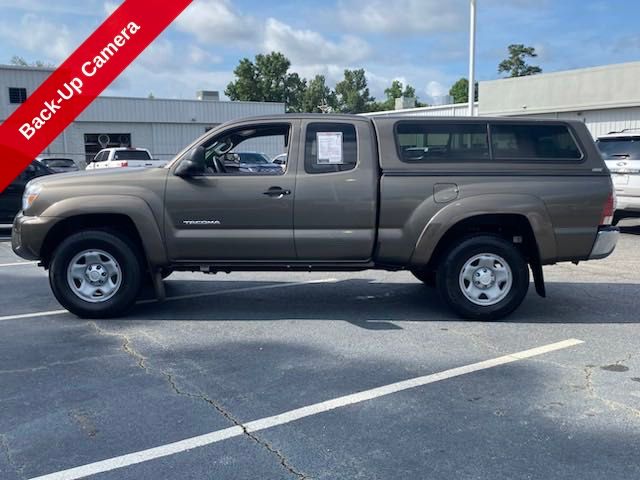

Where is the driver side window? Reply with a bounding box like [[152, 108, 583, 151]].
[[202, 124, 290, 176]]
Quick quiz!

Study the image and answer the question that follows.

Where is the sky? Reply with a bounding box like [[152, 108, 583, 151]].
[[0, 0, 638, 104]]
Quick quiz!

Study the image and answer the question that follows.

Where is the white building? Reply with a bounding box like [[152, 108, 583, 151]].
[[365, 61, 640, 139], [0, 64, 285, 166]]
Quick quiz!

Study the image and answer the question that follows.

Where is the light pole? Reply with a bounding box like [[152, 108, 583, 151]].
[[468, 0, 477, 116]]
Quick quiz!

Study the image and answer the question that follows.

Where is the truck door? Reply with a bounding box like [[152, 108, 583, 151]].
[[164, 121, 298, 261], [293, 120, 378, 260]]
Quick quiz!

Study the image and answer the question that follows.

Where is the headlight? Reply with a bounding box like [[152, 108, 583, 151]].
[[22, 182, 42, 212]]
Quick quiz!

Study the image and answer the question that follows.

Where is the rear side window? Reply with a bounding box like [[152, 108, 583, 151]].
[[491, 124, 582, 160], [305, 123, 357, 174], [395, 123, 489, 162]]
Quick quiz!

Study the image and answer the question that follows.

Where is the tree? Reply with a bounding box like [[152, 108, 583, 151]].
[[498, 44, 542, 77], [225, 52, 306, 112], [449, 78, 478, 104], [10, 55, 53, 68], [301, 75, 337, 113], [376, 80, 425, 110], [334, 69, 376, 114]]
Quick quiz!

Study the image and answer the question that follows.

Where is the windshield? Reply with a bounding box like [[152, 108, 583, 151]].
[[114, 150, 151, 160], [597, 137, 640, 160]]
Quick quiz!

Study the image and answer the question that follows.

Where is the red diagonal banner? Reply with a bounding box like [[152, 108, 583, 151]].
[[0, 0, 193, 192]]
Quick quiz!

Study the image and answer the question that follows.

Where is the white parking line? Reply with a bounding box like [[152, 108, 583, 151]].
[[0, 261, 38, 267], [28, 338, 584, 480], [0, 278, 338, 322]]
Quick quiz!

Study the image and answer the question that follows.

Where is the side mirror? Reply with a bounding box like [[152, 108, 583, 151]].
[[175, 146, 205, 177]]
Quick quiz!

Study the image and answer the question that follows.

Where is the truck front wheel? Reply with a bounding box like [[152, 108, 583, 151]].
[[49, 230, 142, 318], [436, 235, 529, 321]]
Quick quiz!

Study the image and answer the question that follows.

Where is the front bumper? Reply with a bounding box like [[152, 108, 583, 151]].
[[11, 213, 60, 261], [589, 226, 620, 260]]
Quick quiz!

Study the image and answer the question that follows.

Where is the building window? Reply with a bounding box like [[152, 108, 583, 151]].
[[84, 133, 131, 163], [9, 87, 27, 104]]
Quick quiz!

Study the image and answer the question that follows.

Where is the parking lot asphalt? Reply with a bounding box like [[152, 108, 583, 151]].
[[1, 223, 640, 480]]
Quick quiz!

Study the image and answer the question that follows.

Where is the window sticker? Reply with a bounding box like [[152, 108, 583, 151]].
[[317, 131, 343, 164]]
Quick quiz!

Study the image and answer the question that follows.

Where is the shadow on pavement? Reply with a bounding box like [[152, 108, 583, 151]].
[[123, 277, 640, 325]]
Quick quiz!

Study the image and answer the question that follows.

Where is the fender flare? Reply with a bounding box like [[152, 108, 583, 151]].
[[410, 193, 557, 266], [41, 195, 167, 266]]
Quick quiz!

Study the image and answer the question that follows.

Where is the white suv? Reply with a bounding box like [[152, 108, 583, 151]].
[[597, 130, 640, 223]]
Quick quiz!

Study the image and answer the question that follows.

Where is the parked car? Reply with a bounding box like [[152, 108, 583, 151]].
[[0, 160, 55, 225], [38, 157, 80, 173], [13, 115, 618, 320], [596, 129, 640, 223], [221, 152, 282, 174], [86, 147, 165, 170]]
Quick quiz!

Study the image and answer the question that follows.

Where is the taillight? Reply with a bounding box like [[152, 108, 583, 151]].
[[600, 191, 616, 225], [120, 161, 128, 167]]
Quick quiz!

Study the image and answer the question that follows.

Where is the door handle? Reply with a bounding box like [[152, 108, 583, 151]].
[[263, 187, 291, 198]]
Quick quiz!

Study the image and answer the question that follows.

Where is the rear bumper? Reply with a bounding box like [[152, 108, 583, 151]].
[[11, 213, 59, 261], [589, 226, 619, 260], [615, 195, 640, 213]]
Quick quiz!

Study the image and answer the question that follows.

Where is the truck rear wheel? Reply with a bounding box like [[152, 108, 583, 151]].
[[49, 230, 142, 318], [436, 235, 529, 321]]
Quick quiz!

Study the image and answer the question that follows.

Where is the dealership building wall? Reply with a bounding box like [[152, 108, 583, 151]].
[[365, 61, 640, 139], [0, 64, 286, 166]]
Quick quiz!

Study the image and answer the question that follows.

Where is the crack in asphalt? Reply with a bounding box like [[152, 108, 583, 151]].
[[583, 365, 640, 418], [1, 433, 25, 480], [87, 321, 309, 479], [87, 321, 147, 370], [164, 374, 308, 480], [442, 328, 639, 419]]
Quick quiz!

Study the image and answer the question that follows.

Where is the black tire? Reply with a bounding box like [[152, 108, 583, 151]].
[[436, 235, 529, 321], [49, 230, 142, 318], [411, 269, 436, 287]]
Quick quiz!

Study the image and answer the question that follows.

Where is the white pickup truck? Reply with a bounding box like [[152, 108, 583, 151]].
[[86, 148, 166, 170]]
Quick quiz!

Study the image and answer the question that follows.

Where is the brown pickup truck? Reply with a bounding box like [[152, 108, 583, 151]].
[[12, 114, 618, 320]]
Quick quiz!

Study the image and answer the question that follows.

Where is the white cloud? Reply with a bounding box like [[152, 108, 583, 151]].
[[336, 0, 465, 35], [136, 39, 175, 70], [425, 80, 448, 99], [176, 0, 371, 67], [176, 0, 261, 45], [188, 45, 223, 65], [103, 1, 120, 16], [133, 38, 223, 75], [106, 62, 233, 100], [263, 19, 371, 65], [0, 14, 73, 62]]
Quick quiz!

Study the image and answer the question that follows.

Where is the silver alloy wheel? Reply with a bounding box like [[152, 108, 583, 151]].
[[66, 249, 122, 303], [458, 253, 513, 306]]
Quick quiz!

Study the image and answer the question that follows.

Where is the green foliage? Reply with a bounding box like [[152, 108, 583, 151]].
[[449, 78, 478, 104], [375, 80, 425, 110], [334, 68, 376, 114], [301, 75, 338, 113], [498, 44, 543, 77], [225, 52, 307, 112], [225, 51, 427, 113]]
